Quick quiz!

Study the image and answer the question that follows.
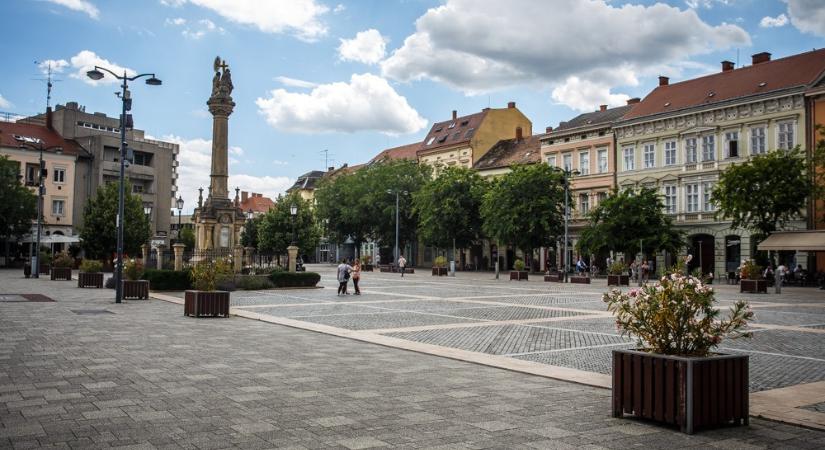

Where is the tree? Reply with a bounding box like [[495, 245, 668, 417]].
[[179, 227, 196, 251], [0, 155, 37, 263], [577, 187, 683, 259], [314, 168, 372, 256], [240, 215, 260, 249], [258, 193, 320, 257], [413, 166, 486, 251], [711, 147, 810, 241], [79, 180, 151, 259], [480, 164, 566, 264]]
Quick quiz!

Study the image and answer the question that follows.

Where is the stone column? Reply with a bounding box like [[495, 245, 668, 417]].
[[287, 245, 298, 273], [173, 243, 185, 271], [233, 245, 243, 273], [156, 245, 166, 270], [141, 244, 150, 263], [245, 247, 255, 266]]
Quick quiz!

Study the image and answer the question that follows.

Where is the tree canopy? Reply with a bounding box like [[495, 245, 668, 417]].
[[79, 180, 151, 259], [240, 215, 261, 249], [314, 167, 372, 251], [711, 147, 810, 240], [0, 155, 37, 242], [257, 193, 320, 255], [577, 187, 683, 258], [480, 164, 566, 253], [413, 166, 486, 250]]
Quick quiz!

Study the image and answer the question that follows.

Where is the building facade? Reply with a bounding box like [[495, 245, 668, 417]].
[[615, 50, 825, 276]]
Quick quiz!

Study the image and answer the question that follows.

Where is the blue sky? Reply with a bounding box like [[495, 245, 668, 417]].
[[1, 0, 824, 212]]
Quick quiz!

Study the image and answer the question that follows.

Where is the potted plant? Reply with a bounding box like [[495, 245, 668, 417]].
[[607, 261, 629, 286], [78, 259, 104, 288], [510, 258, 528, 281], [361, 255, 373, 272], [432, 255, 448, 276], [50, 251, 74, 281], [185, 258, 232, 318], [123, 259, 149, 299], [605, 270, 753, 434], [24, 251, 52, 278], [739, 260, 766, 294]]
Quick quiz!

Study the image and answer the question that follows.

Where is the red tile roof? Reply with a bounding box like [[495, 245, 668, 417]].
[[623, 48, 825, 121], [473, 135, 543, 171], [0, 121, 85, 156], [240, 194, 275, 214], [418, 111, 488, 155], [369, 142, 421, 163]]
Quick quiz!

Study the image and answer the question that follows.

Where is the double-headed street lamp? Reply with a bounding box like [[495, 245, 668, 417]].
[[18, 140, 63, 278], [386, 189, 408, 265], [87, 65, 161, 304], [556, 167, 579, 283]]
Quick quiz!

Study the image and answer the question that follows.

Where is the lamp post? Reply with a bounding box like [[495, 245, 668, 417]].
[[19, 140, 62, 278], [175, 196, 184, 244], [558, 168, 579, 283], [290, 204, 297, 246], [386, 189, 408, 265], [87, 65, 161, 304], [246, 209, 254, 221]]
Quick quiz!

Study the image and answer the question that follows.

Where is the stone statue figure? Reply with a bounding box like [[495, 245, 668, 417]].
[[210, 56, 233, 100], [220, 68, 233, 96], [211, 71, 221, 97]]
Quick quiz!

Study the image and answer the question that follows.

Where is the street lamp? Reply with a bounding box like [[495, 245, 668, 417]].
[[386, 189, 408, 265], [18, 140, 62, 278], [556, 168, 579, 283], [290, 203, 298, 245], [246, 209, 254, 221], [87, 65, 161, 304], [175, 196, 184, 243]]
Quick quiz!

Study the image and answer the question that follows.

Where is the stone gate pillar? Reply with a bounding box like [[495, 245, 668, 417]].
[[233, 245, 243, 273], [156, 244, 166, 270], [173, 243, 185, 271], [141, 244, 150, 263]]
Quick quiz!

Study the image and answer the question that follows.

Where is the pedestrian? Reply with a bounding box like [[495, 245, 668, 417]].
[[352, 259, 362, 295], [576, 257, 587, 274], [398, 254, 407, 277], [641, 260, 650, 282], [337, 258, 352, 296]]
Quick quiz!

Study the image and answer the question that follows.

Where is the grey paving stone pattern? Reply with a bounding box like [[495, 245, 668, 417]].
[[2, 267, 825, 449]]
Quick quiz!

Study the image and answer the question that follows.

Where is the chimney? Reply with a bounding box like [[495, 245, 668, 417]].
[[545, 126, 553, 133], [507, 101, 516, 109], [241, 191, 248, 203], [752, 52, 771, 65], [599, 104, 607, 112], [482, 107, 490, 112], [515, 126, 523, 141], [452, 110, 457, 120], [256, 193, 262, 198], [721, 60, 734, 72], [46, 106, 53, 130], [627, 97, 641, 105], [328, 166, 334, 171], [658, 76, 669, 86]]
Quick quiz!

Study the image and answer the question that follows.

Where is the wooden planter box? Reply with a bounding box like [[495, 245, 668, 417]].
[[432, 267, 448, 276], [740, 279, 766, 294], [363, 264, 373, 272], [23, 264, 51, 278], [184, 290, 230, 318], [78, 272, 104, 288], [608, 275, 630, 286], [123, 280, 150, 299], [544, 272, 564, 282], [50, 267, 73, 281], [570, 276, 591, 284], [612, 349, 749, 434], [509, 271, 528, 281]]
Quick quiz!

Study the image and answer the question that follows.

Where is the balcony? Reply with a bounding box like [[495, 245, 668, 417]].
[[702, 161, 717, 170], [683, 163, 697, 171]]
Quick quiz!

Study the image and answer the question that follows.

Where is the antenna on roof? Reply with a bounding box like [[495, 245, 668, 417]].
[[32, 60, 62, 110], [320, 149, 334, 169]]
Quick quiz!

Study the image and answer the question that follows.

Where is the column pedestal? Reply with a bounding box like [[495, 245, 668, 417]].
[[287, 245, 298, 273], [173, 243, 185, 271]]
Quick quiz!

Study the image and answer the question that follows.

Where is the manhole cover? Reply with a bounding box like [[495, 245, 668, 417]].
[[0, 294, 55, 302], [71, 310, 114, 315]]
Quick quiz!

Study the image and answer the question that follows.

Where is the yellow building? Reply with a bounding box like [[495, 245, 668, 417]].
[[615, 50, 825, 276]]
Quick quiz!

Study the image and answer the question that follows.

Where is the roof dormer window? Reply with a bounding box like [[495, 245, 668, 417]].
[[448, 122, 456, 129], [460, 120, 469, 126], [426, 136, 435, 145]]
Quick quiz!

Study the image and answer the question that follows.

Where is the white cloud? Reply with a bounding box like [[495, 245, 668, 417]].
[[166, 17, 223, 39], [45, 0, 99, 19], [165, 17, 186, 26], [338, 29, 388, 65], [760, 14, 788, 28], [67, 50, 136, 85], [162, 135, 292, 213], [551, 77, 630, 113], [0, 94, 13, 109], [333, 4, 345, 13], [256, 73, 428, 135], [272, 160, 289, 165], [37, 59, 70, 74], [160, 0, 186, 6], [381, 0, 750, 105], [685, 0, 731, 8], [785, 0, 825, 37], [170, 0, 329, 41], [274, 76, 318, 88]]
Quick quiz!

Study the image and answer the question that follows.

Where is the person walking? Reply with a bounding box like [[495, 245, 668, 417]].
[[352, 259, 362, 295], [398, 254, 407, 277], [337, 258, 352, 296]]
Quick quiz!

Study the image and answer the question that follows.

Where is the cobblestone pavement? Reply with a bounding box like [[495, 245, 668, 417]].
[[2, 269, 825, 449]]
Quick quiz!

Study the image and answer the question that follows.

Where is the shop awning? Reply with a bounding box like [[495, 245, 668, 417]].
[[757, 231, 825, 252]]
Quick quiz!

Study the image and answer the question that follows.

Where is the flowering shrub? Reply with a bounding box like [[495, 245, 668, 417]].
[[123, 259, 144, 281], [603, 272, 752, 356], [434, 256, 447, 268], [190, 258, 233, 291], [608, 261, 627, 275], [740, 259, 762, 280], [513, 259, 525, 271], [52, 251, 74, 268]]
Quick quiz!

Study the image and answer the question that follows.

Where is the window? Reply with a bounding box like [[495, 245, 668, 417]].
[[597, 149, 608, 173], [52, 199, 65, 216], [685, 137, 697, 163], [623, 147, 635, 171], [597, 192, 607, 204], [778, 122, 794, 150], [701, 135, 715, 161], [750, 126, 766, 154], [426, 136, 435, 145], [664, 185, 677, 214], [643, 143, 655, 168], [664, 141, 677, 165], [686, 183, 699, 212], [702, 182, 715, 211], [134, 151, 152, 165], [25, 163, 39, 186], [563, 154, 572, 171], [546, 155, 556, 168], [725, 131, 739, 158], [579, 152, 590, 175], [579, 193, 589, 214], [447, 122, 456, 129], [53, 168, 65, 184], [437, 135, 448, 143], [133, 184, 144, 193]]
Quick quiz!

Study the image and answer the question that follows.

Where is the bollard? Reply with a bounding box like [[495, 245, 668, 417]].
[[449, 260, 455, 277], [495, 261, 499, 280], [775, 272, 781, 294]]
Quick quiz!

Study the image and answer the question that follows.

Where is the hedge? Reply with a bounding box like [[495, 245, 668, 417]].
[[269, 271, 321, 288], [143, 269, 192, 291]]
